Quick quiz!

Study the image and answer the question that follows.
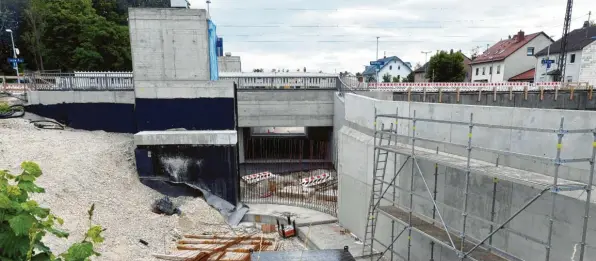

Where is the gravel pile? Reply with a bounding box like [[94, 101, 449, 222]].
[[0, 118, 231, 260]]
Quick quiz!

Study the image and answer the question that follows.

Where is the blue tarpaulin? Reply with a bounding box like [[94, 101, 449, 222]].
[[208, 20, 219, 80]]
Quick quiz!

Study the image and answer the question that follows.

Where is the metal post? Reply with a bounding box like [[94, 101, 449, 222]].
[[545, 117, 565, 261], [407, 110, 417, 261], [579, 130, 596, 261], [6, 30, 20, 83], [391, 107, 398, 261], [488, 177, 498, 248], [460, 113, 474, 258], [430, 147, 439, 261], [390, 220, 395, 261]]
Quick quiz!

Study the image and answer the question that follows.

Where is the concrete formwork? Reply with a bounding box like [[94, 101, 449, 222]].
[[336, 93, 596, 261]]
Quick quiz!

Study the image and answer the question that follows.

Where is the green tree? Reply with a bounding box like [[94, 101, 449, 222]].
[[0, 162, 104, 260], [426, 50, 466, 82], [355, 72, 363, 82], [382, 73, 391, 83], [92, 0, 127, 25], [21, 0, 131, 71], [392, 75, 401, 82], [403, 72, 415, 82]]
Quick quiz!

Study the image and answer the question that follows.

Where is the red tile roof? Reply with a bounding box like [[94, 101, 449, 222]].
[[509, 68, 535, 81], [470, 32, 546, 65]]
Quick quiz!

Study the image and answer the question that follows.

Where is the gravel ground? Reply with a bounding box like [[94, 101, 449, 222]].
[[0, 117, 232, 260]]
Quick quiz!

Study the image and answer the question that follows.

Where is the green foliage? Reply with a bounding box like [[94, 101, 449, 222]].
[[403, 72, 415, 82], [426, 50, 466, 82], [382, 73, 392, 83], [0, 102, 11, 114], [0, 162, 104, 261], [391, 75, 401, 83]]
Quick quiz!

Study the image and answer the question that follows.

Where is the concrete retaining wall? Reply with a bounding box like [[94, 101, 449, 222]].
[[336, 93, 596, 261], [237, 90, 334, 127], [25, 91, 135, 133], [394, 90, 596, 110]]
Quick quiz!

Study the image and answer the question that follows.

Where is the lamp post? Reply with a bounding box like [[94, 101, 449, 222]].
[[376, 36, 380, 82], [5, 29, 20, 83]]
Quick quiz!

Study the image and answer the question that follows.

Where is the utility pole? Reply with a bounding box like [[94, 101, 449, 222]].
[[206, 0, 211, 15], [5, 29, 20, 83], [376, 37, 380, 60], [376, 36, 380, 82], [421, 51, 432, 81]]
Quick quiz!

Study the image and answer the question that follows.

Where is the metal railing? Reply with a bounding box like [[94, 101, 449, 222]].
[[26, 72, 133, 91], [239, 136, 337, 216], [221, 76, 338, 89]]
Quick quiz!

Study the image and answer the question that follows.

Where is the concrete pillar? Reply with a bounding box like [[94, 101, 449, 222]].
[[238, 127, 246, 164]]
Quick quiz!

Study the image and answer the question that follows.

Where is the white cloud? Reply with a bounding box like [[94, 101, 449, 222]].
[[189, 0, 594, 73]]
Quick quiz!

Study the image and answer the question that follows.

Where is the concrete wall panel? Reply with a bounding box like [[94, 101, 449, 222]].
[[237, 90, 334, 127], [337, 93, 596, 261]]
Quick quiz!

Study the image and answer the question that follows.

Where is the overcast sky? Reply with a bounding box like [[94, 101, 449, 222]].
[[188, 0, 593, 73]]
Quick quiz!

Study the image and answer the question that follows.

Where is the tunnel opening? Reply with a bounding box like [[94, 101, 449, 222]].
[[239, 126, 338, 215]]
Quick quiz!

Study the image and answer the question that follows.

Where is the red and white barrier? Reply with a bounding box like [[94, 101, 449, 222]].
[[1, 83, 28, 93], [242, 171, 277, 184], [301, 173, 332, 188], [364, 82, 589, 92]]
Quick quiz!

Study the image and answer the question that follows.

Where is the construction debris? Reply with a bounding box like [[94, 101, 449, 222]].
[[152, 196, 181, 215], [152, 234, 278, 261]]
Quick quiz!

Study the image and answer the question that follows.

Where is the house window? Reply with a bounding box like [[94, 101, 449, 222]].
[[497, 65, 501, 74], [390, 66, 393, 70], [527, 47, 534, 56], [570, 54, 576, 64], [482, 67, 486, 75], [398, 66, 401, 70], [476, 68, 479, 75], [489, 66, 493, 75], [567, 76, 573, 82]]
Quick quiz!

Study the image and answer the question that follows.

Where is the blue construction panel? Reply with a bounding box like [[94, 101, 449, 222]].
[[134, 148, 154, 177], [208, 20, 219, 80], [145, 145, 239, 205], [25, 103, 136, 133], [134, 98, 235, 131]]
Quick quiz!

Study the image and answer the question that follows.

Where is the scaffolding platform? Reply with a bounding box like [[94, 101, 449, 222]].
[[377, 144, 585, 190], [377, 205, 507, 261]]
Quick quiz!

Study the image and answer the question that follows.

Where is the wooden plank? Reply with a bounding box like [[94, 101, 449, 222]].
[[179, 239, 274, 245], [152, 250, 203, 260]]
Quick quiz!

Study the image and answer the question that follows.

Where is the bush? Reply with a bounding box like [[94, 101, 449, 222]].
[[0, 162, 104, 261], [0, 102, 10, 114]]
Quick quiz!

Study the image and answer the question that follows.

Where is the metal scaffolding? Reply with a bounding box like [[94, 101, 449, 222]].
[[362, 107, 596, 261]]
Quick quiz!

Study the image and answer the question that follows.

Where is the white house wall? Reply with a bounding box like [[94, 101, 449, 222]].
[[579, 41, 596, 86], [471, 61, 505, 82], [503, 34, 552, 80], [535, 50, 582, 83], [378, 60, 412, 81]]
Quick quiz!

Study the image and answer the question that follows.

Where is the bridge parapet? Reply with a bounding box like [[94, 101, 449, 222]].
[[25, 72, 133, 91]]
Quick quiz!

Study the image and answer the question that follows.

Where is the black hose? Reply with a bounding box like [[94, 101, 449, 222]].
[[29, 120, 65, 130], [0, 104, 25, 119]]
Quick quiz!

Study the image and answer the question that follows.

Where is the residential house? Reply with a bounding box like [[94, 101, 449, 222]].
[[470, 31, 553, 83], [413, 63, 429, 82], [363, 56, 412, 82], [534, 22, 596, 85], [414, 53, 472, 82]]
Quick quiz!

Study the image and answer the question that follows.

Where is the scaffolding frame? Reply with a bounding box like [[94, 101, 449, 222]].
[[362, 107, 596, 261]]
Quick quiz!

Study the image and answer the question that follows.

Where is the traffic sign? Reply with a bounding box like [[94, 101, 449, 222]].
[[541, 59, 555, 65], [370, 61, 385, 66], [7, 58, 24, 63]]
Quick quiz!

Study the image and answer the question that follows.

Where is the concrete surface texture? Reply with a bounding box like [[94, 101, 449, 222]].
[[394, 90, 596, 110], [134, 130, 237, 145], [217, 56, 242, 72], [129, 8, 235, 99], [335, 93, 596, 261], [26, 91, 134, 105], [237, 90, 334, 127]]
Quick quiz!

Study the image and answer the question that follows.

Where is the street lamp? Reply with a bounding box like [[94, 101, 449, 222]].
[[5, 29, 20, 83]]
